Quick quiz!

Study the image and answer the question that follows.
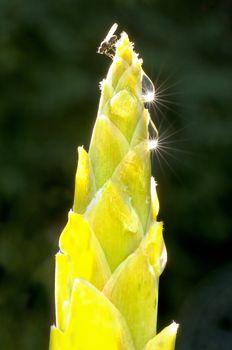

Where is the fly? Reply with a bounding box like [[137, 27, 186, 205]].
[[97, 23, 118, 59]]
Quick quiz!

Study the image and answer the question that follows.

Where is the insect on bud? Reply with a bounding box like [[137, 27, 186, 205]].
[[97, 23, 118, 59]]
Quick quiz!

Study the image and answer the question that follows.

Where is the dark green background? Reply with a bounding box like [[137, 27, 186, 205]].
[[0, 0, 231, 349]]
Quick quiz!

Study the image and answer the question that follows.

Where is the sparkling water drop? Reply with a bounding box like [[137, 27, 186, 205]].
[[141, 72, 155, 103]]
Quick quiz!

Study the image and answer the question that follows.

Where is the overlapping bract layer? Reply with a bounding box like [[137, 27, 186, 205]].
[[50, 31, 178, 350]]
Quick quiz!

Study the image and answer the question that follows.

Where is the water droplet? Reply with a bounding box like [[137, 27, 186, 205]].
[[148, 138, 158, 150], [141, 72, 155, 103]]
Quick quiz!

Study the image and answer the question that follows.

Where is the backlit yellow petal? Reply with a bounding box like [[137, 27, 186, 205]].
[[85, 180, 143, 271], [89, 115, 129, 189], [144, 322, 179, 350], [59, 211, 111, 289], [73, 147, 96, 214], [65, 279, 135, 350], [103, 250, 158, 350]]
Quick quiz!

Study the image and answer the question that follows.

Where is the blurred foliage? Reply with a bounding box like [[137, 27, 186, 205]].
[[0, 0, 231, 349], [177, 264, 232, 350]]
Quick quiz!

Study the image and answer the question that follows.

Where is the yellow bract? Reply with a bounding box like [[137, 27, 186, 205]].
[[113, 143, 151, 230], [89, 115, 129, 189], [144, 323, 179, 350], [103, 250, 158, 350], [150, 177, 159, 220], [56, 211, 111, 330], [109, 89, 141, 143], [52, 280, 135, 350], [103, 221, 166, 350], [73, 147, 96, 214], [85, 181, 143, 271], [142, 222, 167, 277]]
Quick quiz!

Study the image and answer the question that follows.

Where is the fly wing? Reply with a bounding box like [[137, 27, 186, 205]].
[[104, 23, 118, 42]]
